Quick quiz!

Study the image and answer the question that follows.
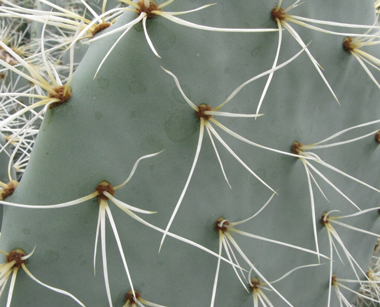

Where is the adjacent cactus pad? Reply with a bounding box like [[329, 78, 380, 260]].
[[1, 0, 380, 306]]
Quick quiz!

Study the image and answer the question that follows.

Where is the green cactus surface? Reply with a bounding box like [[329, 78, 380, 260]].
[[1, 0, 380, 306]]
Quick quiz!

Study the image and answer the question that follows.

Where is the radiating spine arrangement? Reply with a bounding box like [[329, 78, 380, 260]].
[[0, 0, 380, 306]]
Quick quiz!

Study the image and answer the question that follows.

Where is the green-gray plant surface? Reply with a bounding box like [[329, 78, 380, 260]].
[[1, 0, 380, 306]]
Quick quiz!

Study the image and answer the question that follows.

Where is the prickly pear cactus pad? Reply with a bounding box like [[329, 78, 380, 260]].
[[1, 0, 380, 306]]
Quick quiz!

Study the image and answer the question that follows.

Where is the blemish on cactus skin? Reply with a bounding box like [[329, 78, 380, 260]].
[[96, 77, 110, 91], [22, 228, 31, 235], [196, 104, 212, 120], [165, 112, 197, 142], [48, 86, 72, 109], [215, 217, 229, 233], [331, 274, 337, 286], [95, 111, 103, 121], [95, 181, 115, 201], [136, 0, 161, 19], [291, 141, 303, 155], [6, 249, 27, 269], [41, 250, 60, 265], [126, 80, 147, 94]]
